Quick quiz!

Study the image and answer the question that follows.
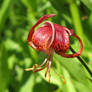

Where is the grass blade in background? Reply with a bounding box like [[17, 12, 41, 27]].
[[0, 44, 10, 92], [0, 0, 13, 30]]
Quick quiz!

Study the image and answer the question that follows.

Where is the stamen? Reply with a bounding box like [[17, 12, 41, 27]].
[[52, 66, 66, 84], [33, 62, 48, 72], [44, 49, 53, 82], [40, 58, 48, 67], [25, 49, 54, 82], [44, 61, 52, 82], [24, 58, 48, 72], [24, 68, 34, 71], [48, 61, 52, 82]]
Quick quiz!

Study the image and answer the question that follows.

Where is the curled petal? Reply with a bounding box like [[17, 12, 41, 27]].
[[32, 14, 56, 30], [27, 14, 56, 49], [44, 21, 55, 48], [63, 27, 74, 36], [59, 33, 83, 58]]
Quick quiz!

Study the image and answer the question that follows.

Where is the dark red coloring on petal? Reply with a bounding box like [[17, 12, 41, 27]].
[[32, 24, 52, 51], [27, 14, 56, 51], [26, 14, 83, 82], [27, 14, 83, 58], [51, 24, 70, 53]]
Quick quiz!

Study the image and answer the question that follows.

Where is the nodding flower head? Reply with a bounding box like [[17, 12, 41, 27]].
[[25, 14, 83, 82]]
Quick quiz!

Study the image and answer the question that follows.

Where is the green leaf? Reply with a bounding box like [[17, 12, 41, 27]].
[[19, 74, 35, 92], [80, 0, 92, 11], [63, 68, 77, 92], [54, 53, 92, 91]]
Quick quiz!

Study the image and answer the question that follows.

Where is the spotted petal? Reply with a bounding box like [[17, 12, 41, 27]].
[[27, 14, 56, 50]]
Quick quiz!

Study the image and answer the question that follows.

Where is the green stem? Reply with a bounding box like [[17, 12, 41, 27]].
[[69, 2, 85, 45]]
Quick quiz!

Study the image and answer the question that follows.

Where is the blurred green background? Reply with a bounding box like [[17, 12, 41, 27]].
[[0, 0, 92, 92]]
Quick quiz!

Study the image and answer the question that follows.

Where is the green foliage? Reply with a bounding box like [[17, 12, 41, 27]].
[[0, 0, 92, 92], [81, 0, 92, 11]]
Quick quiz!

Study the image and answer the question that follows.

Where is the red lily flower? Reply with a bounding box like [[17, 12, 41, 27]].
[[25, 14, 83, 82]]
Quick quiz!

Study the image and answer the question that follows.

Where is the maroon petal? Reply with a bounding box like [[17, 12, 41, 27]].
[[27, 14, 56, 49], [32, 14, 56, 30], [59, 33, 83, 58]]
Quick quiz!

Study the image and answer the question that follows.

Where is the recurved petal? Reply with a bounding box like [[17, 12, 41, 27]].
[[32, 14, 56, 30], [27, 14, 56, 49]]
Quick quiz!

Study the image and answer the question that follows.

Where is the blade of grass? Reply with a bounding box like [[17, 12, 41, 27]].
[[69, 2, 85, 44], [0, 44, 9, 92], [0, 0, 13, 30]]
